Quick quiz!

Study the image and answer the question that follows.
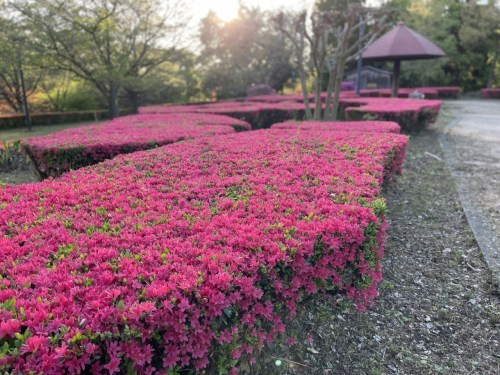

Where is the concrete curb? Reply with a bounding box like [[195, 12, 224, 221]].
[[439, 115, 500, 289]]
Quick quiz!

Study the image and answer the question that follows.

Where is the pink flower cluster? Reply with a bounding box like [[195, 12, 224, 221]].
[[1, 129, 408, 373], [271, 120, 401, 134], [22, 113, 248, 178]]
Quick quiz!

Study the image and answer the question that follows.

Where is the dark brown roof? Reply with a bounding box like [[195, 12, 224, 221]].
[[362, 21, 446, 61]]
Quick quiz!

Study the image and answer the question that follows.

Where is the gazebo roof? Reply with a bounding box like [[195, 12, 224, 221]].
[[362, 21, 446, 61]]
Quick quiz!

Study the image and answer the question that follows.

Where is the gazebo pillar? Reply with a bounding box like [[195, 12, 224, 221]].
[[392, 60, 401, 97]]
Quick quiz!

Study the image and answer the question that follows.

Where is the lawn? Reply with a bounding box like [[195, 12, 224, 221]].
[[0, 121, 95, 143]]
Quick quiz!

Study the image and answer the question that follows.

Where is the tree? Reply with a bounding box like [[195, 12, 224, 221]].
[[123, 49, 202, 106], [459, 0, 499, 88], [382, 0, 499, 90], [10, 0, 186, 117], [0, 16, 43, 114], [39, 72, 103, 112], [274, 4, 389, 120], [199, 7, 295, 99]]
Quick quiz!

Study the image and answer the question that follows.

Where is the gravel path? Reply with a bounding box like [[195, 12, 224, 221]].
[[441, 100, 500, 286]]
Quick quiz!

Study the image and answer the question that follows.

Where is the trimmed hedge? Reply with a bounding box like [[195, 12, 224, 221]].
[[141, 96, 441, 133], [0, 110, 112, 130], [271, 120, 401, 133], [341, 97, 442, 133], [0, 129, 408, 374], [140, 103, 297, 130], [360, 87, 460, 99], [481, 88, 500, 99], [22, 113, 248, 178]]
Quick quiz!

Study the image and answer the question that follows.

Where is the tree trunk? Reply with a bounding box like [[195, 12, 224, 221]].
[[313, 73, 323, 120], [108, 83, 120, 119], [324, 68, 336, 120], [126, 89, 140, 115], [298, 59, 313, 120], [331, 58, 346, 121]]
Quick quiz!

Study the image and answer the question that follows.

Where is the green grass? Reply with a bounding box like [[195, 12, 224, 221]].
[[0, 121, 96, 143]]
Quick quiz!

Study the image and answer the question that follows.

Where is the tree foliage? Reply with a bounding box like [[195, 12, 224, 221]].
[[0, 16, 43, 113], [199, 7, 295, 99], [382, 0, 499, 90], [9, 0, 186, 117], [275, 3, 390, 120]]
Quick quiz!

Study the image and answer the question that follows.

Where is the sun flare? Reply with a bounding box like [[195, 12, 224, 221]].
[[210, 0, 239, 22]]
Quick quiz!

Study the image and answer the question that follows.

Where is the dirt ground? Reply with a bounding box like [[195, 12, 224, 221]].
[[0, 113, 498, 375], [0, 150, 38, 185]]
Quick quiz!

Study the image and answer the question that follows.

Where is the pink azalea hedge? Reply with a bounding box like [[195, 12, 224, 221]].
[[481, 88, 500, 99], [360, 87, 460, 99], [22, 113, 248, 178], [341, 97, 442, 132], [0, 129, 408, 374], [140, 95, 440, 132], [271, 120, 401, 133], [244, 91, 359, 104]]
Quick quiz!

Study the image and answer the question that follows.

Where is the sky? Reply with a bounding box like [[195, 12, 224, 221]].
[[190, 0, 315, 23], [189, 0, 383, 25], [183, 0, 383, 49]]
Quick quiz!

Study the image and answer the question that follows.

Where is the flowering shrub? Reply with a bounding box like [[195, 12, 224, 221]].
[[342, 97, 442, 133], [140, 95, 441, 132], [22, 113, 247, 178], [245, 91, 359, 104], [0, 129, 408, 374], [271, 120, 401, 134], [360, 87, 460, 99], [481, 88, 500, 99], [141, 102, 294, 130], [341, 81, 355, 91], [423, 87, 460, 99]]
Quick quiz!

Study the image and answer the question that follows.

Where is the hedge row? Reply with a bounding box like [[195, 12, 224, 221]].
[[0, 110, 113, 130], [270, 120, 401, 134], [140, 96, 441, 132], [0, 129, 408, 374], [140, 102, 295, 130], [360, 86, 460, 99], [22, 113, 248, 178], [341, 97, 442, 133], [244, 91, 359, 104], [481, 88, 500, 99]]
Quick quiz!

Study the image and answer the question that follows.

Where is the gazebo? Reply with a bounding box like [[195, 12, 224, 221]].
[[362, 21, 446, 97]]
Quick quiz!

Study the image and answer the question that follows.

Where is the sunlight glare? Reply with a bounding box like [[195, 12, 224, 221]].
[[210, 0, 239, 22]]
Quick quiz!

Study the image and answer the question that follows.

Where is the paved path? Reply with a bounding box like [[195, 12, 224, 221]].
[[440, 100, 500, 287]]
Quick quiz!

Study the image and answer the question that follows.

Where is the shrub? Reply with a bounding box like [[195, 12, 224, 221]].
[[246, 84, 277, 97], [271, 120, 401, 134], [22, 113, 246, 178], [0, 130, 408, 374], [140, 96, 441, 133], [359, 87, 460, 99], [0, 110, 111, 131], [341, 81, 355, 91], [342, 97, 442, 133], [481, 88, 500, 99]]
